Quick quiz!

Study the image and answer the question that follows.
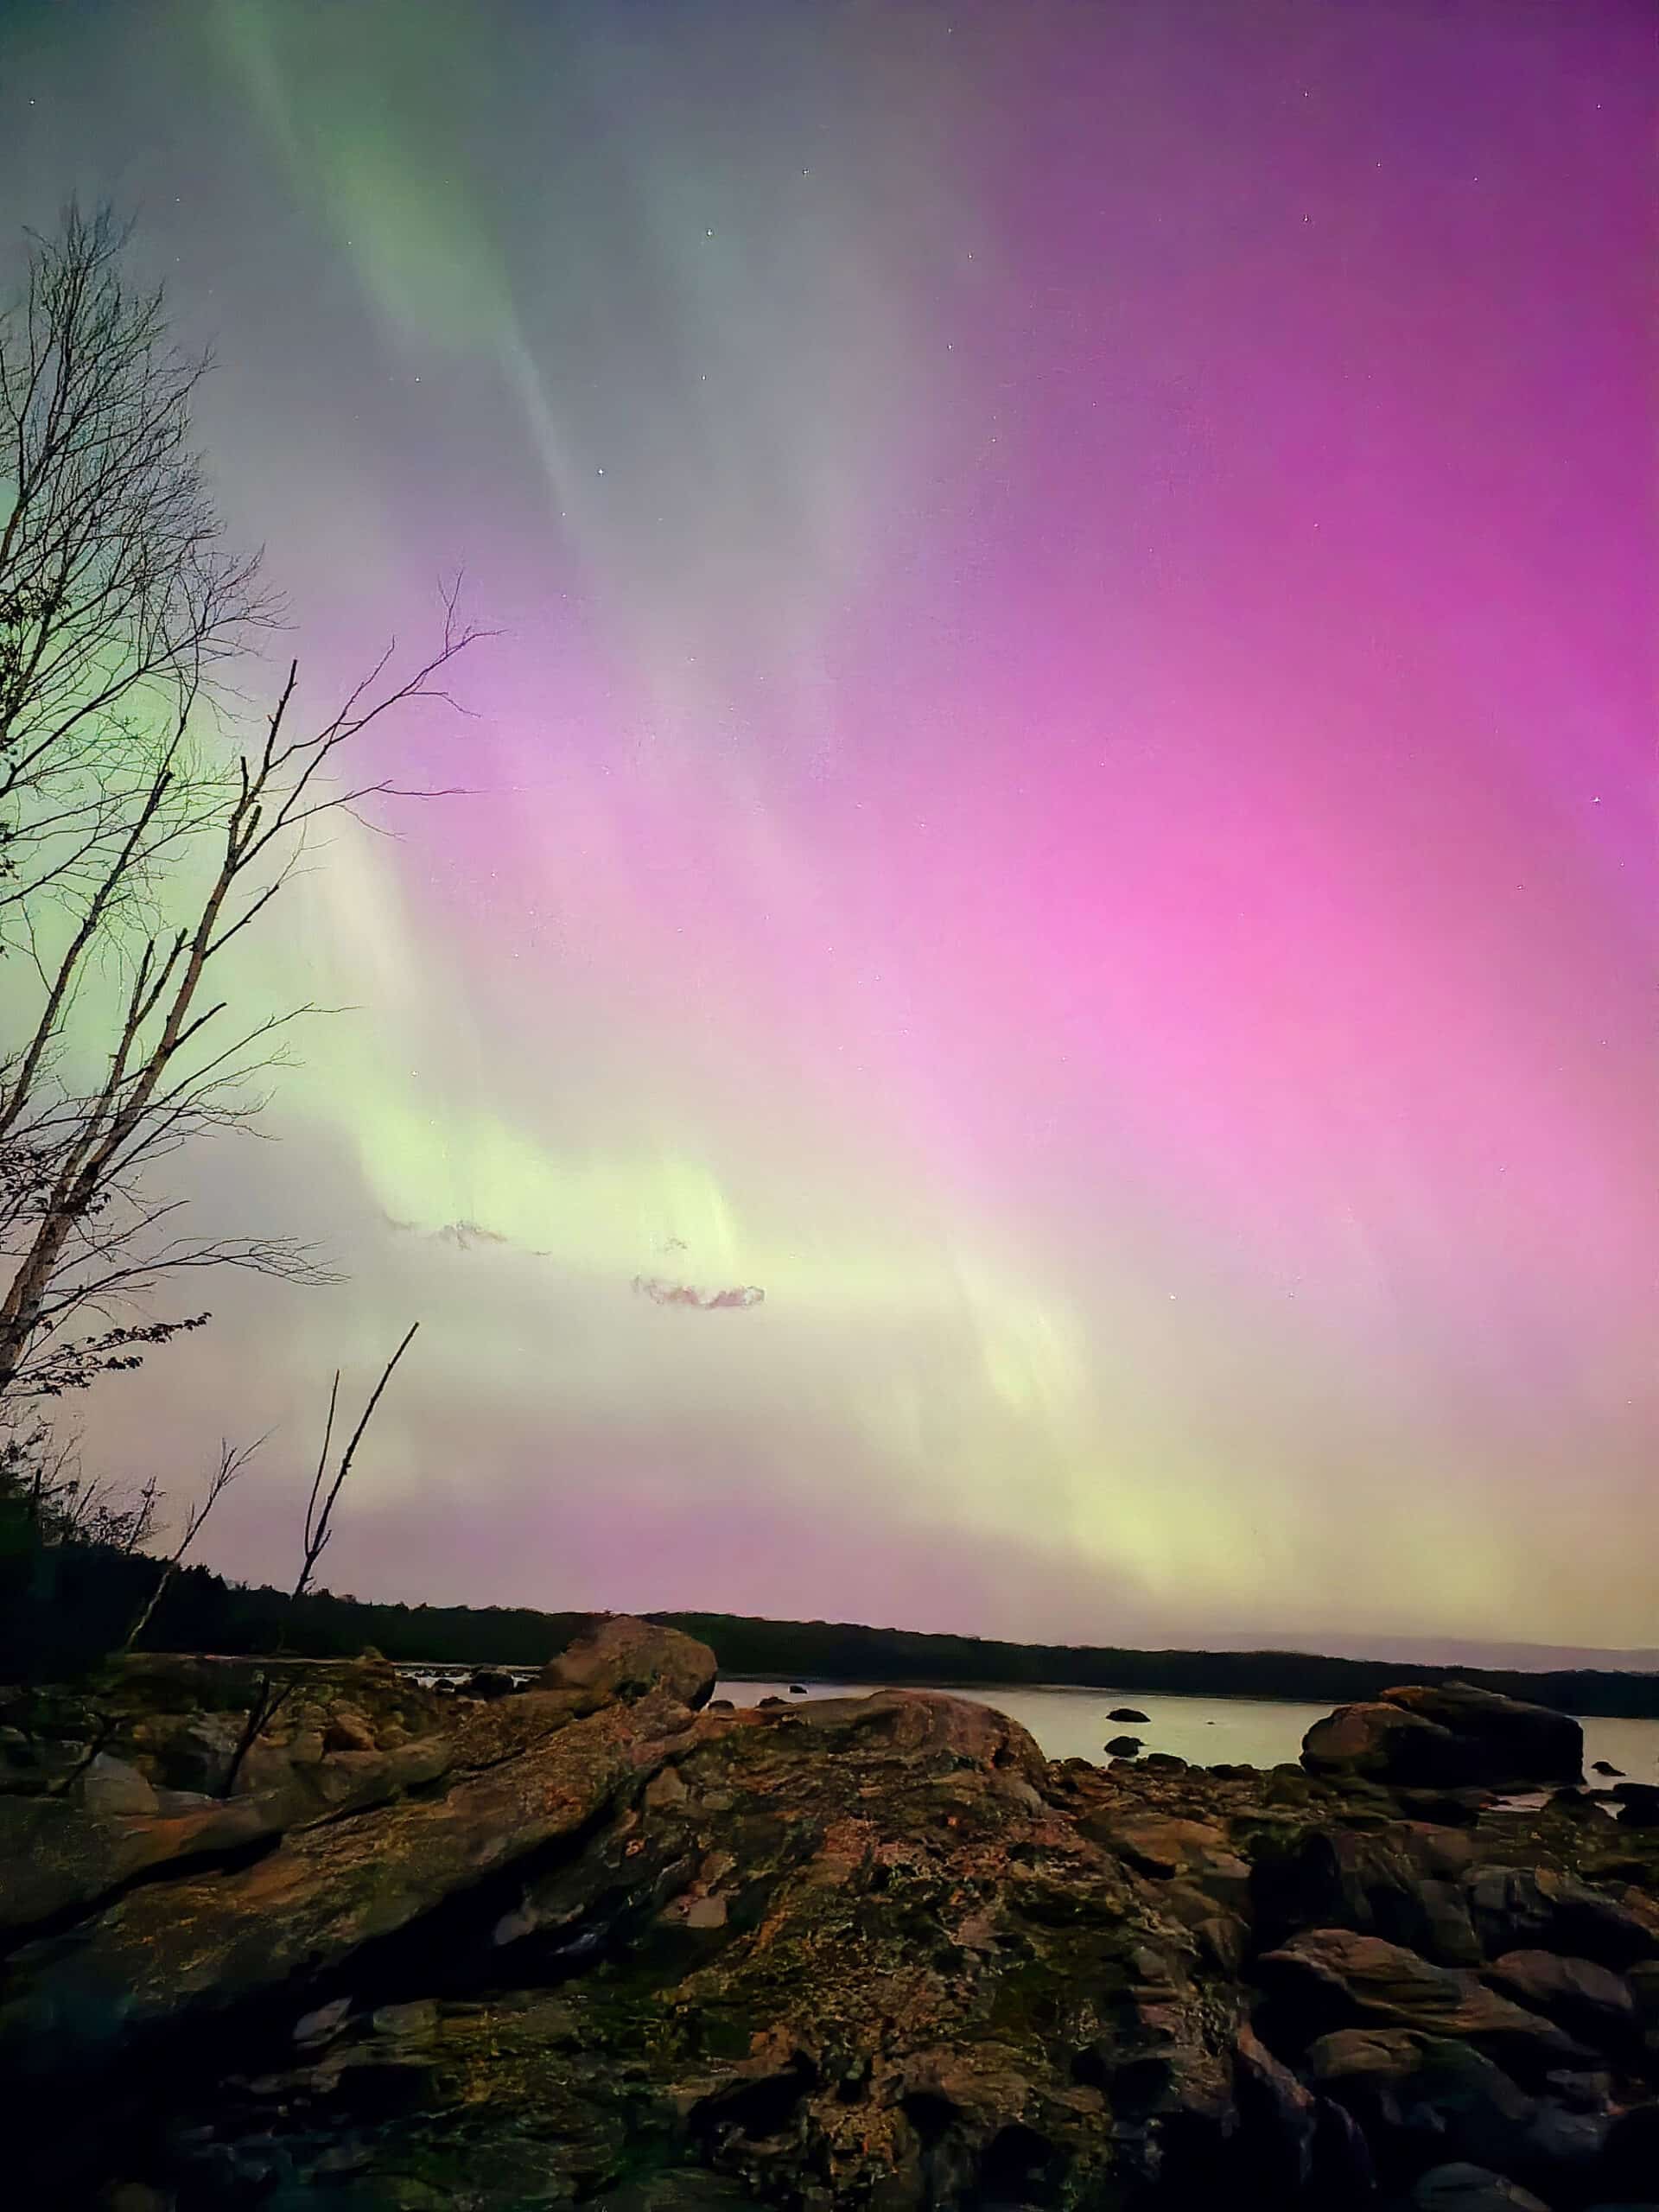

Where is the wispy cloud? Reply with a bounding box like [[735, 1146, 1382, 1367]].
[[632, 1276, 765, 1312]]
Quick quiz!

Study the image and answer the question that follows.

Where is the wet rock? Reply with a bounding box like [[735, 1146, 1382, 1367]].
[[1109, 1708, 1150, 1724], [1591, 1761, 1624, 1778], [1105, 1734, 1142, 1757]]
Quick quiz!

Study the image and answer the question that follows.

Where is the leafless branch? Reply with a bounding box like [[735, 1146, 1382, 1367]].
[[220, 1325, 418, 1795], [121, 1431, 264, 1651], [0, 207, 480, 1406]]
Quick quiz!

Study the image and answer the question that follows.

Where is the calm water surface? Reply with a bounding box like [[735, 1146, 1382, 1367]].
[[716, 1679, 1659, 1783]]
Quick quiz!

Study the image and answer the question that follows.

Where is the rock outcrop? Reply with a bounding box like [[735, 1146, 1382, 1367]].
[[538, 1613, 718, 1711], [1302, 1681, 1584, 1792], [1, 1655, 1653, 2210]]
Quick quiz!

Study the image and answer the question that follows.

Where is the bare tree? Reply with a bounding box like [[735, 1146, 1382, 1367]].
[[221, 1323, 418, 1795], [0, 207, 263, 925], [0, 208, 479, 1403]]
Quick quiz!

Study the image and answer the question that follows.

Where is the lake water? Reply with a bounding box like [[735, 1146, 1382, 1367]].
[[716, 1678, 1659, 1784]]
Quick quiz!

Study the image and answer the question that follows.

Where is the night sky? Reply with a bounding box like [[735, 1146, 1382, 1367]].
[[3, 1, 1654, 1660]]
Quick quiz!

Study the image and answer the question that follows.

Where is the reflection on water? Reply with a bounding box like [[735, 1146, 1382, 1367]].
[[715, 1678, 1659, 1783]]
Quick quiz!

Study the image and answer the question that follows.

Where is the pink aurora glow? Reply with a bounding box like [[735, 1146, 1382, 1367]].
[[4, 0, 1654, 1656]]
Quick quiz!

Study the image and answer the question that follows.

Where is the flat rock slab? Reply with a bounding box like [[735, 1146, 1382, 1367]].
[[1, 1682, 698, 2073]]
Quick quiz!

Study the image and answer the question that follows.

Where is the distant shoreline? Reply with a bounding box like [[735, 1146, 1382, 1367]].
[[16, 1545, 1659, 1721], [708, 1675, 1325, 1700], [609, 1671, 1659, 1719], [650, 1613, 1659, 1722], [243, 1654, 1659, 1732]]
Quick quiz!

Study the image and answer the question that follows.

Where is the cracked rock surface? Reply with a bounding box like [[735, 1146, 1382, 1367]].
[[3, 1627, 1656, 2210]]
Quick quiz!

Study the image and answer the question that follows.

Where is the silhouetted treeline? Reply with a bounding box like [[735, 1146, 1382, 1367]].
[[4, 1535, 1658, 1719], [0, 1532, 596, 1684], [657, 1611, 1659, 1719]]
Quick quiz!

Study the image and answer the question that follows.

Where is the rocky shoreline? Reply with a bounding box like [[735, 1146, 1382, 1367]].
[[3, 1620, 1657, 2210]]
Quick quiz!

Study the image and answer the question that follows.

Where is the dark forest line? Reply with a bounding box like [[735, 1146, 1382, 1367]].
[[5, 1538, 1659, 1717], [657, 1610, 1659, 1718]]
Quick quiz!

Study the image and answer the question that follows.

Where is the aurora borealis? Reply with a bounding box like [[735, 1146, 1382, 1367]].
[[2, 1, 1653, 1660]]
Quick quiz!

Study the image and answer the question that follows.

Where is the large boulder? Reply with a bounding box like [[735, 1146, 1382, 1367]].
[[1484, 1950, 1637, 2050], [1464, 1865, 1659, 1970], [1300, 1700, 1459, 1785], [1250, 1821, 1480, 1965], [538, 1616, 717, 1712], [1382, 1685, 1582, 1785], [1302, 1682, 1582, 1791], [1307, 2031, 1538, 2179], [1256, 1929, 1592, 2072], [755, 1688, 1050, 1808]]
